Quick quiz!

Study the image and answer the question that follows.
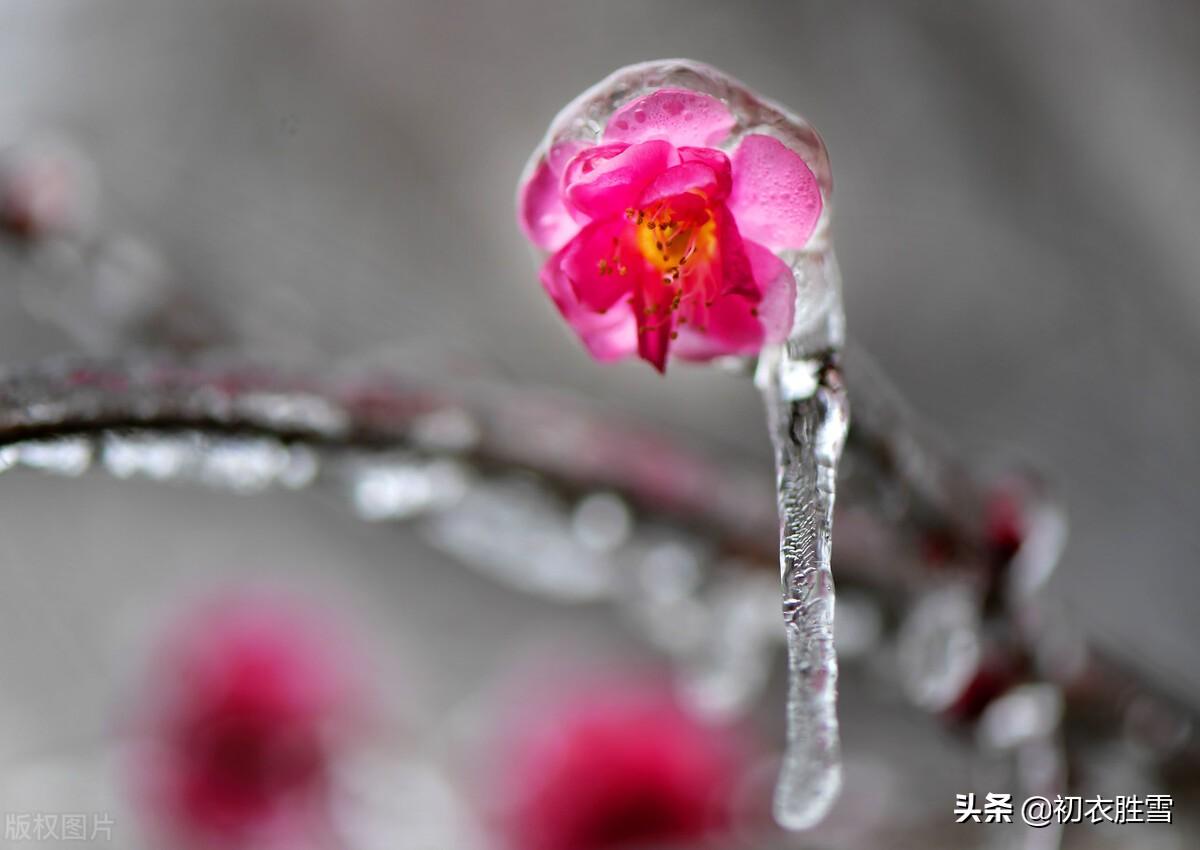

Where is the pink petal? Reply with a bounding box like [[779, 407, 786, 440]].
[[519, 140, 588, 252], [640, 157, 729, 206], [671, 297, 763, 361], [563, 140, 677, 220], [604, 89, 735, 148], [541, 249, 638, 362], [744, 239, 796, 343], [632, 270, 676, 373], [666, 205, 762, 362], [727, 134, 823, 251], [496, 678, 747, 850], [129, 589, 365, 845], [678, 146, 732, 197], [713, 204, 757, 299], [672, 237, 795, 361], [560, 219, 636, 313]]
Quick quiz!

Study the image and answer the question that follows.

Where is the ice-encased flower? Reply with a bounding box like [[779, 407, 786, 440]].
[[519, 86, 823, 372]]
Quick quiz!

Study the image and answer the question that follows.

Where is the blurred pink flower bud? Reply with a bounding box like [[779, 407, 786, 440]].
[[126, 588, 367, 849], [0, 139, 92, 244], [494, 677, 751, 850]]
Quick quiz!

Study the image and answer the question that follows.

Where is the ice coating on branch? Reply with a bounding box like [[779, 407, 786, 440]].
[[519, 60, 842, 370]]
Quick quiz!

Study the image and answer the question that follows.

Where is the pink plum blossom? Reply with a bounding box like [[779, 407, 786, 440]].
[[126, 589, 367, 850], [494, 677, 751, 850], [0, 141, 88, 244], [520, 89, 822, 372]]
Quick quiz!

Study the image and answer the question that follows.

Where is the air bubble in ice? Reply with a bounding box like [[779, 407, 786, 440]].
[[897, 586, 983, 712]]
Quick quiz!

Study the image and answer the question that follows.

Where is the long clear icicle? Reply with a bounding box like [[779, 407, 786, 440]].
[[759, 349, 849, 830]]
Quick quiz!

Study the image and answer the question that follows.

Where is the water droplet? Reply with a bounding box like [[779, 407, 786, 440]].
[[680, 571, 781, 720], [571, 492, 631, 552], [348, 456, 469, 521], [897, 586, 982, 711], [423, 477, 613, 600], [831, 590, 883, 660], [5, 438, 93, 476], [235, 392, 349, 437], [978, 684, 1063, 751], [196, 437, 312, 493], [408, 408, 479, 453], [103, 432, 199, 480]]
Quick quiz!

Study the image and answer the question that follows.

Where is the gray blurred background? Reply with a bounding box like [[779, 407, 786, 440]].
[[0, 1, 1197, 846]]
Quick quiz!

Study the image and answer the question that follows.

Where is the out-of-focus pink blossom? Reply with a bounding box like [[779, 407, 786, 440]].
[[0, 142, 89, 243], [519, 89, 822, 372], [494, 677, 750, 850], [126, 589, 367, 849]]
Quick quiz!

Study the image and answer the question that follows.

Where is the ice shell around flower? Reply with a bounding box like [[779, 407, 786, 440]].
[[518, 62, 827, 372], [727, 134, 825, 253], [604, 89, 736, 148]]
